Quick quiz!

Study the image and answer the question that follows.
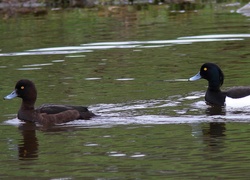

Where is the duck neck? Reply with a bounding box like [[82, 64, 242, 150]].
[[21, 99, 35, 110], [207, 71, 223, 91], [208, 81, 221, 92], [206, 88, 226, 106]]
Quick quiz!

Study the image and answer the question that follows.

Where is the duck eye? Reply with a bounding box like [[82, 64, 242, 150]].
[[203, 67, 208, 71], [21, 86, 25, 90]]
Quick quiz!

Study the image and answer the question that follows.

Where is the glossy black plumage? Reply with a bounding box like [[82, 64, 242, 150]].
[[189, 63, 250, 106]]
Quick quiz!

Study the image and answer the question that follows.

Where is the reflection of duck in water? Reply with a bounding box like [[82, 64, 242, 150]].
[[18, 122, 81, 160], [201, 122, 226, 154], [204, 122, 226, 138], [189, 63, 250, 107], [192, 122, 226, 148], [206, 106, 226, 116], [18, 122, 38, 160]]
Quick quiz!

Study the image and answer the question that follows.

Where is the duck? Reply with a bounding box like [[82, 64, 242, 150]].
[[4, 79, 96, 126], [189, 62, 250, 106]]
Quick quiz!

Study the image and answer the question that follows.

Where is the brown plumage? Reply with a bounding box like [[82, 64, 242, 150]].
[[4, 79, 96, 126]]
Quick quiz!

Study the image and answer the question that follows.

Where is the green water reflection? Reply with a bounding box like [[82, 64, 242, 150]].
[[1, 123, 250, 179], [1, 3, 250, 179]]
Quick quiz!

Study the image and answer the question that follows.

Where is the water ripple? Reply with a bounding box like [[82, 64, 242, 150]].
[[17, 67, 42, 71], [0, 34, 248, 57], [4, 92, 250, 128], [23, 63, 53, 67]]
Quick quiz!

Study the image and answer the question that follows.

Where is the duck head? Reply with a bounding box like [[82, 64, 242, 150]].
[[4, 79, 37, 104], [189, 63, 224, 91]]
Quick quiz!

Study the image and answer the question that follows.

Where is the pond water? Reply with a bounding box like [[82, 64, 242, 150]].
[[1, 2, 250, 179]]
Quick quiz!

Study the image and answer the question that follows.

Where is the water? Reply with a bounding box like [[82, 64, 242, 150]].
[[1, 3, 250, 179]]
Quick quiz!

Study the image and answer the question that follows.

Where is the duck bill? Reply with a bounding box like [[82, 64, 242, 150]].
[[4, 90, 18, 100], [189, 71, 202, 81]]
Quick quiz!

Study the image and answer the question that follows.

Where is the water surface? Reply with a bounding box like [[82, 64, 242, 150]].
[[1, 3, 250, 179]]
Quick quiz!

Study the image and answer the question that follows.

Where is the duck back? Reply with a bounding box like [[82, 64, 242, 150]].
[[37, 104, 95, 120], [226, 86, 250, 98]]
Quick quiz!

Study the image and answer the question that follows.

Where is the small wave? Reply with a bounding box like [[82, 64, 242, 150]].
[[4, 93, 250, 129], [0, 34, 248, 57], [3, 118, 24, 126]]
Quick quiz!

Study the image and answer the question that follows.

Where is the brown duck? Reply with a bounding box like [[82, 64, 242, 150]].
[[4, 79, 96, 126]]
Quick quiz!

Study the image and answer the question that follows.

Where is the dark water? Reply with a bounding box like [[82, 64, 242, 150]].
[[1, 3, 250, 179]]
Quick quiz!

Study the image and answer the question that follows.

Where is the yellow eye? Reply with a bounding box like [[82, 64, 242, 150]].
[[21, 86, 24, 90], [204, 67, 207, 71]]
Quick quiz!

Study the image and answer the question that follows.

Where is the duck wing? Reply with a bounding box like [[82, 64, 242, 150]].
[[36, 104, 96, 120], [36, 109, 81, 126], [37, 104, 89, 114], [225, 86, 250, 98]]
